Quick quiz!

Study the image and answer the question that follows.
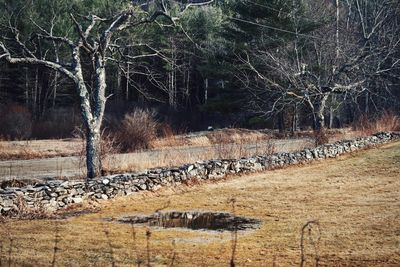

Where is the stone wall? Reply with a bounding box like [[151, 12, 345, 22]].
[[1, 132, 399, 215]]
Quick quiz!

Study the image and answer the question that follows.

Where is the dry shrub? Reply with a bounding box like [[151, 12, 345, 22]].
[[353, 111, 400, 136], [207, 130, 234, 145], [0, 103, 32, 140], [375, 111, 400, 132], [2, 195, 51, 219], [1, 196, 97, 220], [72, 127, 120, 176], [99, 131, 121, 175], [255, 137, 277, 156], [211, 133, 277, 159], [210, 132, 237, 159], [158, 123, 175, 139], [116, 109, 159, 152], [152, 123, 186, 148], [0, 179, 27, 189], [314, 129, 329, 146]]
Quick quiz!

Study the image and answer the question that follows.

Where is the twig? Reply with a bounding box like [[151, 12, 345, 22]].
[[155, 200, 171, 213], [51, 221, 60, 267], [103, 224, 116, 267], [7, 236, 13, 267], [229, 198, 237, 267], [0, 235, 3, 267], [169, 239, 176, 267], [130, 223, 141, 266], [300, 220, 321, 267], [146, 228, 152, 267]]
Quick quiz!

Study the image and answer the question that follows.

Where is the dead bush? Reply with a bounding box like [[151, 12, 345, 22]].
[[352, 111, 400, 136], [0, 104, 32, 140], [158, 123, 175, 139], [151, 123, 186, 148], [206, 130, 278, 159], [0, 179, 27, 189], [72, 126, 120, 176], [255, 137, 277, 156], [99, 130, 121, 175], [375, 111, 400, 132], [314, 129, 329, 146], [210, 132, 237, 159], [207, 130, 234, 145], [1, 195, 52, 219], [116, 109, 159, 152]]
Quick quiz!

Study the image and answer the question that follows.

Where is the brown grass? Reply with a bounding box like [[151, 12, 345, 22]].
[[152, 128, 272, 150], [0, 141, 79, 161], [105, 128, 280, 173], [1, 142, 399, 266], [353, 111, 400, 136], [0, 128, 341, 162], [104, 138, 282, 174]]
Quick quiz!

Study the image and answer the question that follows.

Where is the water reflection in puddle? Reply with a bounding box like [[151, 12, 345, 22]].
[[110, 211, 261, 232]]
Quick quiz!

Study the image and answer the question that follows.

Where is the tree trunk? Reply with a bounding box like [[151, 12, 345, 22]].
[[74, 52, 104, 179], [125, 63, 130, 101], [364, 91, 369, 114], [168, 37, 177, 110], [315, 110, 325, 130], [278, 112, 285, 133], [76, 79, 103, 178], [313, 94, 329, 130], [52, 71, 59, 108], [204, 78, 208, 105], [313, 95, 329, 145], [84, 55, 107, 178], [329, 95, 336, 129], [291, 104, 299, 134], [24, 67, 29, 106], [86, 127, 101, 179], [33, 67, 39, 118]]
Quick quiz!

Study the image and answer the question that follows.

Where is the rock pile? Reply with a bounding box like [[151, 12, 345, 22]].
[[1, 132, 399, 215]]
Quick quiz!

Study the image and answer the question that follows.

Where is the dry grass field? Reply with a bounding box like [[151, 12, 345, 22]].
[[0, 128, 350, 180], [1, 141, 399, 266], [0, 128, 353, 161]]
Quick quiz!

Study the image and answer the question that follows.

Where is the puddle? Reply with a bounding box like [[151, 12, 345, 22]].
[[112, 211, 261, 231]]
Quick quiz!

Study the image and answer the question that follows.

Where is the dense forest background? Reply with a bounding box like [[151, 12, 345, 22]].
[[1, 0, 399, 140]]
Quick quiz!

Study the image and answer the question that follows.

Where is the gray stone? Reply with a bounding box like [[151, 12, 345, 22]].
[[72, 197, 83, 204]]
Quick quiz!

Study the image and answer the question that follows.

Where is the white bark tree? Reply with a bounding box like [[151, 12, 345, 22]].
[[0, 1, 213, 178]]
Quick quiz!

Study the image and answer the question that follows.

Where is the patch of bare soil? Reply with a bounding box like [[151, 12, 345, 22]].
[[0, 142, 399, 266]]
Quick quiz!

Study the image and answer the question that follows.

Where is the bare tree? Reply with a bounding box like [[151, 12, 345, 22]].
[[0, 0, 213, 178], [237, 0, 400, 135]]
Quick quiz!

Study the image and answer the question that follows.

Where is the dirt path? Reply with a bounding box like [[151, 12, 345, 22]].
[[2, 142, 399, 266], [0, 138, 311, 180]]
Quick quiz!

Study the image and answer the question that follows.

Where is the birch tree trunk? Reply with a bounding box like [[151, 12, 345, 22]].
[[72, 46, 105, 178], [86, 127, 101, 178], [314, 94, 329, 130]]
